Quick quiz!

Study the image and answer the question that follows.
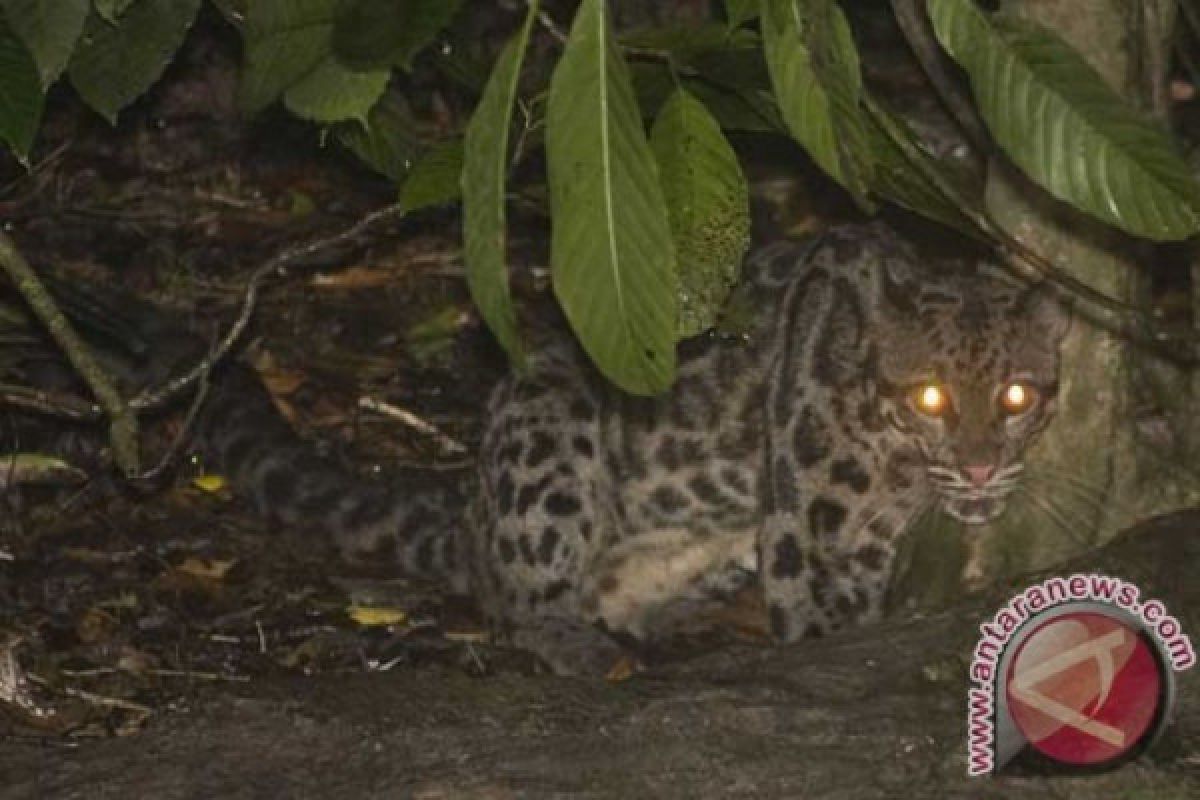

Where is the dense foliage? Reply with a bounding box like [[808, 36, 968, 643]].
[[2, 0, 1199, 393]]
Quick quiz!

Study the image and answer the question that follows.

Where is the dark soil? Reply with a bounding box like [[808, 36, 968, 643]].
[[2, 512, 1199, 799]]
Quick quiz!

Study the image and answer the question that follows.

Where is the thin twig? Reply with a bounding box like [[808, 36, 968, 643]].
[[127, 369, 211, 489], [890, 0, 991, 153], [146, 667, 250, 683], [129, 203, 409, 413], [0, 383, 100, 420], [529, 0, 568, 44], [37, 682, 152, 716], [358, 395, 468, 456]]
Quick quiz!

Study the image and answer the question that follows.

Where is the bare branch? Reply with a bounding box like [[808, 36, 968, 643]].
[[0, 231, 139, 474]]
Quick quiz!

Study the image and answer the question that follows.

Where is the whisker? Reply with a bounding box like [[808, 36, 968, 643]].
[[1023, 466, 1108, 496], [1023, 471, 1117, 515], [1016, 487, 1095, 548], [1027, 475, 1106, 506]]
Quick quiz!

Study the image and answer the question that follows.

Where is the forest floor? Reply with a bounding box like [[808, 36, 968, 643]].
[[1, 513, 1199, 799]]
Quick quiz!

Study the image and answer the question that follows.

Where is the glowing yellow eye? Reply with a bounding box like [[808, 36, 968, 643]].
[[1001, 382, 1034, 414], [915, 384, 946, 416]]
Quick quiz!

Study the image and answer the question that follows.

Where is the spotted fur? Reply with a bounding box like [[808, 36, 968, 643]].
[[196, 222, 1069, 674]]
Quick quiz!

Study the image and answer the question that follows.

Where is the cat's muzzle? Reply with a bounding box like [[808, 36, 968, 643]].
[[926, 464, 1023, 525]]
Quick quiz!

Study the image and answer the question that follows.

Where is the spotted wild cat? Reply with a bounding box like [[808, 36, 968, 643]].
[[182, 222, 1071, 674]]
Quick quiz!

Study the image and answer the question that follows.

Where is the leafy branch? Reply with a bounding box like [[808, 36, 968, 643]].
[[3, 0, 1200, 396]]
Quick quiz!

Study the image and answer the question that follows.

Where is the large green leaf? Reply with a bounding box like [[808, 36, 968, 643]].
[[0, 11, 43, 161], [651, 88, 750, 337], [1, 0, 87, 87], [546, 0, 676, 395], [725, 0, 759, 29], [282, 56, 388, 125], [399, 137, 463, 212], [631, 62, 782, 133], [622, 25, 768, 94], [461, 2, 537, 369], [929, 0, 1200, 241], [238, 0, 338, 115], [67, 0, 201, 124], [335, 91, 425, 182], [333, 0, 464, 72], [238, 0, 388, 123], [619, 23, 757, 57], [759, 0, 873, 209], [94, 0, 139, 24]]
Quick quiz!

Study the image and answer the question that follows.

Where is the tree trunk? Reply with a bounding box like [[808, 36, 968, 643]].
[[895, 0, 1200, 611]]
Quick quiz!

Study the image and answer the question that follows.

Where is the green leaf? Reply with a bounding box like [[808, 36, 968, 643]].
[[238, 0, 338, 115], [0, 0, 88, 87], [67, 0, 201, 124], [431, 34, 492, 94], [760, 0, 874, 209], [336, 91, 424, 182], [0, 11, 43, 160], [282, 56, 388, 124], [863, 96, 985, 241], [238, 0, 388, 123], [330, 0, 405, 71], [546, 0, 676, 395], [651, 88, 750, 337], [929, 0, 1200, 241], [619, 22, 756, 57], [399, 137, 463, 212], [93, 0, 138, 24], [461, 2, 538, 369], [725, 0, 759, 28], [333, 0, 463, 72], [688, 83, 781, 133], [621, 24, 769, 93], [632, 63, 782, 134]]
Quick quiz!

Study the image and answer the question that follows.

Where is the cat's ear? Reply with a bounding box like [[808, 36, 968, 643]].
[[1021, 287, 1071, 344], [883, 253, 917, 292], [878, 254, 920, 321]]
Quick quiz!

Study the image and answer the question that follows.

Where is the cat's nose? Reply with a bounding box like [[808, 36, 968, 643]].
[[963, 465, 995, 487]]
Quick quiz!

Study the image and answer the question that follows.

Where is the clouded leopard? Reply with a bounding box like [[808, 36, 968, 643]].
[[193, 221, 1069, 675]]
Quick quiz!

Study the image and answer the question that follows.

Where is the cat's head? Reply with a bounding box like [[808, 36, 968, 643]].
[[873, 257, 1070, 525]]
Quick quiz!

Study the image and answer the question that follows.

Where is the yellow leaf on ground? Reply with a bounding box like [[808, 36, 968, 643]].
[[192, 474, 227, 492], [347, 605, 408, 627]]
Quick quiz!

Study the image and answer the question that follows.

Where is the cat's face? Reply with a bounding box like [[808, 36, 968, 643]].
[[874, 263, 1069, 525]]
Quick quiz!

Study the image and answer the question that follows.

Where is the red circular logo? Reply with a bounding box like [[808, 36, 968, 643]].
[[1005, 611, 1165, 766]]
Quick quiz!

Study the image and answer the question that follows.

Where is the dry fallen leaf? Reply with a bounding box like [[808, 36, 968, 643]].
[[311, 266, 396, 290], [605, 654, 638, 684], [174, 557, 237, 581], [76, 607, 119, 644], [259, 367, 307, 396]]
